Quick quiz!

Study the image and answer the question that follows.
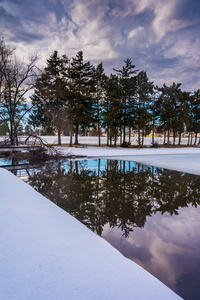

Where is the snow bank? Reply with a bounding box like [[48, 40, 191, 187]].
[[0, 168, 182, 299]]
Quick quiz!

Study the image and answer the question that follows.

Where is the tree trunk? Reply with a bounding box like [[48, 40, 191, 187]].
[[14, 128, 18, 146], [58, 129, 61, 145], [70, 122, 73, 147], [16, 135, 18, 146], [98, 122, 101, 146], [167, 129, 170, 145], [114, 127, 117, 146], [138, 127, 140, 146], [173, 130, 176, 145], [142, 128, 144, 145], [163, 131, 166, 145], [194, 133, 197, 145], [178, 132, 181, 145], [75, 124, 79, 145], [129, 128, 131, 144], [188, 132, 190, 145], [10, 123, 15, 146], [190, 133, 193, 145], [123, 125, 126, 144], [152, 120, 155, 146]]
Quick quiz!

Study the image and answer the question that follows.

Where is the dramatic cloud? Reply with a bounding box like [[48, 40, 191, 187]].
[[0, 0, 199, 91]]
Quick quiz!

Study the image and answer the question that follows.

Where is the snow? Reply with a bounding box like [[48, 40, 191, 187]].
[[38, 135, 200, 146], [1, 136, 200, 299], [57, 145, 200, 175], [0, 135, 195, 146]]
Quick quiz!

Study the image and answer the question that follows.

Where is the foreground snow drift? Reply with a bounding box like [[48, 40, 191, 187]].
[[0, 168, 182, 300]]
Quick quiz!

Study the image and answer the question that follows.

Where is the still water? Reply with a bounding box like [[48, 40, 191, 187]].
[[3, 158, 200, 300]]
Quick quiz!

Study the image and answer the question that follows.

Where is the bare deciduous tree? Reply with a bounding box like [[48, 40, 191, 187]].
[[0, 37, 40, 145]]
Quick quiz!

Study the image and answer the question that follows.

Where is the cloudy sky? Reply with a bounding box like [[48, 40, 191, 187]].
[[0, 0, 200, 92]]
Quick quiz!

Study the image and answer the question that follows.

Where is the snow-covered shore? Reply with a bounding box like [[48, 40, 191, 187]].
[[0, 168, 183, 300]]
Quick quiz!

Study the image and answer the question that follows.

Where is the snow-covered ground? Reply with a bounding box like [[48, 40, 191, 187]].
[[0, 168, 183, 300], [43, 135, 198, 146], [0, 134, 197, 146], [1, 136, 200, 299]]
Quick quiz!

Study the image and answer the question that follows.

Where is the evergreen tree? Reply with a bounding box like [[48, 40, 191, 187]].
[[103, 74, 121, 146], [29, 51, 68, 145], [91, 62, 107, 146], [157, 83, 186, 145], [176, 91, 190, 145], [135, 71, 153, 146], [149, 87, 159, 146], [189, 90, 200, 145], [69, 51, 93, 144], [114, 58, 138, 144]]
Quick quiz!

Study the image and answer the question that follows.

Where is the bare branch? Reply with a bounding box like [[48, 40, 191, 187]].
[[0, 38, 40, 145]]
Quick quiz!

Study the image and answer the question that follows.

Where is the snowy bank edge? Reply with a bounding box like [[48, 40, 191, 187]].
[[0, 168, 182, 300]]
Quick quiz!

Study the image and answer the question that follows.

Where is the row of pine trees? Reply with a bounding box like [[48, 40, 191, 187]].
[[30, 50, 200, 146]]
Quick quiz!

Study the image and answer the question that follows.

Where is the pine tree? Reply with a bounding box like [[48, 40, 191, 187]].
[[69, 51, 93, 144], [103, 74, 122, 146], [157, 83, 185, 145], [149, 87, 159, 146], [91, 62, 107, 146], [189, 90, 200, 145], [29, 51, 68, 145], [114, 58, 138, 144], [135, 71, 153, 146], [176, 91, 190, 145]]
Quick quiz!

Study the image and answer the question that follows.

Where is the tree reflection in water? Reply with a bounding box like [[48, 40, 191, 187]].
[[14, 159, 200, 300]]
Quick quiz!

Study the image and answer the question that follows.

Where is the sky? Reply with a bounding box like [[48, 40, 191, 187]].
[[0, 0, 200, 92]]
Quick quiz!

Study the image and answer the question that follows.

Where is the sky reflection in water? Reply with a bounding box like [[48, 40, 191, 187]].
[[7, 158, 200, 300], [103, 206, 200, 299]]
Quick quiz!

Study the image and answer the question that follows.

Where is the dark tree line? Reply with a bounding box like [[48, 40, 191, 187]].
[[0, 38, 199, 146], [29, 50, 200, 146]]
